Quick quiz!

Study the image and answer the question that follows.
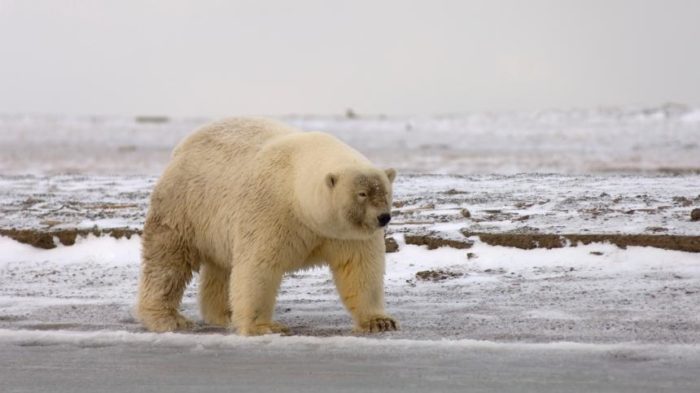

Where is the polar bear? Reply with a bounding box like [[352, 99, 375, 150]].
[[136, 117, 398, 336]]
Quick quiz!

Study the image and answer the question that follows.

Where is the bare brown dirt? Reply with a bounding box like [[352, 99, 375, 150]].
[[385, 237, 399, 253], [404, 234, 474, 250], [3, 228, 699, 253], [414, 269, 465, 282], [0, 228, 141, 249], [0, 228, 405, 254], [692, 208, 700, 221], [461, 231, 700, 253]]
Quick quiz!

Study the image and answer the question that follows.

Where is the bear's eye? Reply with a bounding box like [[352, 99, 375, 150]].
[[358, 191, 368, 198]]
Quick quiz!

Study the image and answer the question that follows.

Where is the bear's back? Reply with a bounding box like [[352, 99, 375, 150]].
[[172, 117, 298, 161], [150, 118, 302, 264]]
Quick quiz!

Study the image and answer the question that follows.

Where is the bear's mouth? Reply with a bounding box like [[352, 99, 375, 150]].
[[358, 220, 382, 233], [343, 206, 383, 234]]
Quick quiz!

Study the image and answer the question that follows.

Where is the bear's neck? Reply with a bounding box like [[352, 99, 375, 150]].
[[293, 172, 340, 239]]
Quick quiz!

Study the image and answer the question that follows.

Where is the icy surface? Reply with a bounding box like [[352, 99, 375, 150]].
[[3, 331, 699, 393]]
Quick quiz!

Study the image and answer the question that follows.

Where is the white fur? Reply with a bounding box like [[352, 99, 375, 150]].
[[137, 117, 398, 335]]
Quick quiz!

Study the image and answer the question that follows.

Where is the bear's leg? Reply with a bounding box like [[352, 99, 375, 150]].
[[229, 262, 288, 336], [327, 237, 399, 333], [199, 263, 231, 327], [137, 241, 194, 332]]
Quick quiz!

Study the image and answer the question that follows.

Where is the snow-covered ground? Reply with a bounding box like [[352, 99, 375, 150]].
[[1, 234, 699, 343], [2, 174, 699, 236], [1, 109, 700, 391]]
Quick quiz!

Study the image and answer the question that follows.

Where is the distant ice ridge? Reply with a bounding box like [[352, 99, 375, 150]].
[[1, 104, 698, 175]]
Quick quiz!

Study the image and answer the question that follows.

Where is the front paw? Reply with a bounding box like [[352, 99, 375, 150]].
[[354, 315, 399, 333], [203, 310, 232, 328]]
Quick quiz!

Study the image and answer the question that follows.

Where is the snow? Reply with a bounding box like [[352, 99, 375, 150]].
[[0, 234, 139, 267], [1, 234, 698, 344]]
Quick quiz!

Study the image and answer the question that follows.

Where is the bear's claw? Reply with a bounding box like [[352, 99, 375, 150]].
[[141, 311, 195, 332], [355, 315, 399, 333], [238, 321, 290, 336]]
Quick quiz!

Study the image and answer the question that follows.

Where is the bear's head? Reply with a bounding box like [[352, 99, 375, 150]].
[[323, 167, 396, 239]]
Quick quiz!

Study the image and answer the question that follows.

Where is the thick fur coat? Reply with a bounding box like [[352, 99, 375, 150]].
[[137, 118, 398, 335]]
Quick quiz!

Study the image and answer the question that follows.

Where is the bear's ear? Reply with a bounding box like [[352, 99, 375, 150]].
[[385, 168, 397, 183], [325, 173, 338, 188]]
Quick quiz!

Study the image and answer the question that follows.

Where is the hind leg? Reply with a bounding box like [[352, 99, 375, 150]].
[[137, 228, 194, 332], [199, 263, 231, 327]]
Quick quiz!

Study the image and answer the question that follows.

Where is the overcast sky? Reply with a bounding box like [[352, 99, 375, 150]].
[[1, 0, 699, 117]]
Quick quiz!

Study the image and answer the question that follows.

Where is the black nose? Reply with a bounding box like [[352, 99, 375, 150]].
[[377, 213, 391, 227]]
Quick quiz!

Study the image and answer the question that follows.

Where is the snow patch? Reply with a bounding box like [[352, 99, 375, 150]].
[[0, 234, 141, 267]]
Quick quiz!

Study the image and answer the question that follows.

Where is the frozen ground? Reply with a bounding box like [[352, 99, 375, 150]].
[[1, 109, 700, 391], [2, 174, 699, 239]]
